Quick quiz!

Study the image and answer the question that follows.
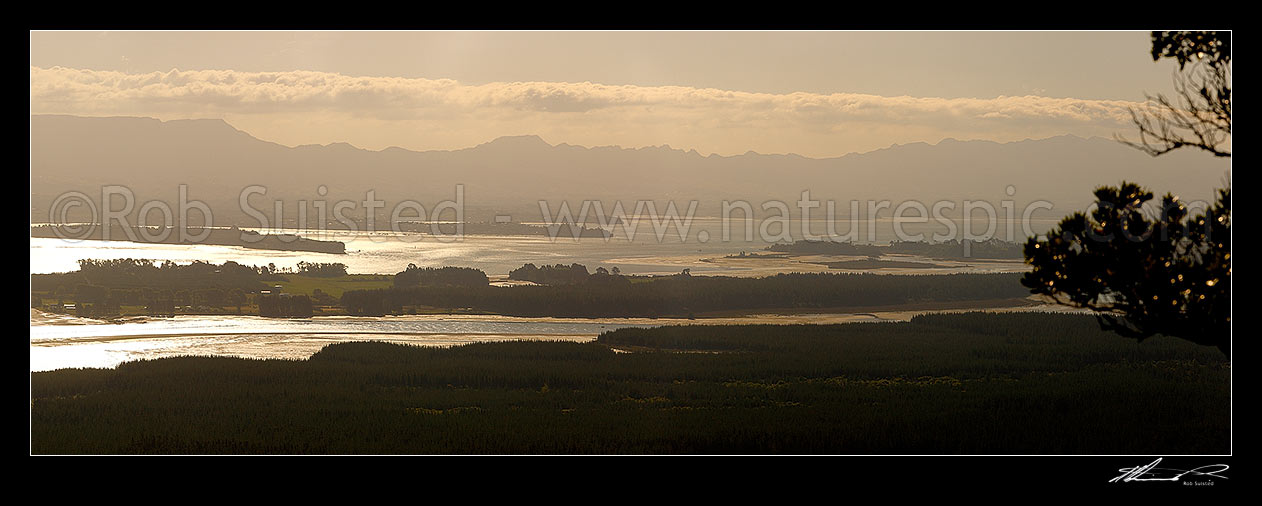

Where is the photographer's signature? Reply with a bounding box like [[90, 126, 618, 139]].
[[1110, 458, 1229, 483]]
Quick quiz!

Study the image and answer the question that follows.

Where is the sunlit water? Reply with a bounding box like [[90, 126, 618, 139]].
[[30, 303, 1083, 372], [31, 233, 741, 276], [29, 311, 657, 371], [29, 311, 878, 371], [30, 225, 1039, 372], [31, 223, 1032, 276]]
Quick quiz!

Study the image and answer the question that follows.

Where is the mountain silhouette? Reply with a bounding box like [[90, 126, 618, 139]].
[[31, 114, 1230, 224]]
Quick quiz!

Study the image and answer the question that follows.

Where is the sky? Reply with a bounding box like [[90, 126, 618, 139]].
[[29, 31, 1186, 157]]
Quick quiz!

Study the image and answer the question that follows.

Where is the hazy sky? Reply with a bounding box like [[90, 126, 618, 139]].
[[29, 31, 1185, 157]]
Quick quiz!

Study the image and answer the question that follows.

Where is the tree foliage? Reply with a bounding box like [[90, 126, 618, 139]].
[[1117, 31, 1231, 158], [345, 270, 1027, 318], [295, 261, 348, 277], [258, 294, 313, 318], [393, 264, 489, 288], [1027, 31, 1231, 356], [508, 263, 593, 285], [1022, 183, 1230, 354]]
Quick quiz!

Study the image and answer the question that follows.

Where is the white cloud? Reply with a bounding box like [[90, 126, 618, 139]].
[[29, 66, 1147, 157]]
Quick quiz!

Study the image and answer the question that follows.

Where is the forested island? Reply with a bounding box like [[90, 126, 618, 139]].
[[32, 258, 1029, 319], [31, 259, 357, 318], [767, 238, 1024, 260], [31, 224, 345, 254], [343, 267, 1029, 317]]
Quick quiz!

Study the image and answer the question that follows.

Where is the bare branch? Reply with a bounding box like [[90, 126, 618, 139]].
[[1117, 52, 1231, 158]]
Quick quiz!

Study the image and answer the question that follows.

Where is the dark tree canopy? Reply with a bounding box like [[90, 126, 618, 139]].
[[1150, 31, 1231, 70], [1022, 183, 1230, 355], [295, 261, 348, 277], [1028, 31, 1231, 356], [393, 264, 489, 288]]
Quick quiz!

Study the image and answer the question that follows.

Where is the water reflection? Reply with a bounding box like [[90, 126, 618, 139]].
[[29, 312, 658, 372], [31, 230, 1030, 277]]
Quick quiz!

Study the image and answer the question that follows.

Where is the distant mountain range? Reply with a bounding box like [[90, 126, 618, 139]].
[[31, 115, 1230, 225]]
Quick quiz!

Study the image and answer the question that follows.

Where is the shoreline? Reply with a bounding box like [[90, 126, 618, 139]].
[[32, 296, 1044, 327], [691, 296, 1039, 317], [30, 300, 1090, 372], [31, 330, 602, 346], [30, 226, 346, 255]]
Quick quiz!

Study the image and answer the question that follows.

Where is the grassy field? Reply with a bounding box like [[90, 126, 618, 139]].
[[30, 312, 1229, 454]]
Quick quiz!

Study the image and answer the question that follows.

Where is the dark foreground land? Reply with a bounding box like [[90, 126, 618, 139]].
[[30, 312, 1229, 454]]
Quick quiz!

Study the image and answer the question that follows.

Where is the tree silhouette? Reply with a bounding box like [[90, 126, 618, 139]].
[[1022, 183, 1230, 354], [1025, 31, 1231, 356], [1117, 31, 1230, 158]]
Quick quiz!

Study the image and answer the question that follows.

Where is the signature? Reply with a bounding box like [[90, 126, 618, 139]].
[[1110, 458, 1229, 483]]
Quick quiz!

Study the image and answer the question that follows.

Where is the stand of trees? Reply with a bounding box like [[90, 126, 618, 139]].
[[296, 262, 348, 277], [32, 259, 279, 316], [768, 240, 884, 256], [32, 259, 306, 317], [393, 264, 489, 288], [34, 259, 1029, 320], [257, 294, 313, 318], [344, 270, 1027, 317], [508, 263, 597, 285]]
